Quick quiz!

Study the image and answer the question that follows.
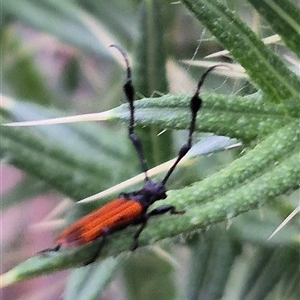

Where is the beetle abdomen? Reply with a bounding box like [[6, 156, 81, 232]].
[[55, 199, 143, 247]]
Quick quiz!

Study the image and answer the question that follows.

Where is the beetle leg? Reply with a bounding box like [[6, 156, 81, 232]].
[[148, 205, 185, 216], [84, 238, 105, 266], [131, 217, 148, 251], [37, 244, 61, 255], [84, 228, 110, 266], [130, 206, 185, 250]]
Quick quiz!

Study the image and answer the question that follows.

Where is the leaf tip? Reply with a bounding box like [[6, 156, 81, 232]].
[[0, 270, 18, 288]]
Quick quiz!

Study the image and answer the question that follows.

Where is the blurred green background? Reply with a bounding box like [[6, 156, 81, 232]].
[[1, 0, 299, 299]]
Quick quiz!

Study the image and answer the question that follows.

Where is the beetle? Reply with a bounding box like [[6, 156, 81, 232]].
[[40, 45, 221, 265]]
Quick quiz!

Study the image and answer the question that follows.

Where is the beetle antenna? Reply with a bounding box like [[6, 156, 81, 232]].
[[110, 45, 149, 181], [162, 65, 224, 185]]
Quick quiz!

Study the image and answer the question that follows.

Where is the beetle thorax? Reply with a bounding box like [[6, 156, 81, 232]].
[[142, 180, 167, 204]]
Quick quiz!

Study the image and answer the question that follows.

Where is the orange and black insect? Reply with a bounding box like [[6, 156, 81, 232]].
[[41, 45, 220, 265]]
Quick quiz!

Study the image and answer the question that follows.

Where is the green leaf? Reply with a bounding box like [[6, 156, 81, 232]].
[[3, 0, 113, 58], [232, 210, 300, 247], [1, 121, 299, 285], [64, 257, 121, 300], [108, 93, 293, 141], [1, 28, 55, 105], [132, 0, 173, 166], [123, 251, 176, 300], [1, 97, 135, 200], [180, 0, 300, 103], [185, 229, 238, 300], [78, 0, 138, 46], [240, 247, 299, 300], [1, 1, 300, 296], [248, 0, 300, 58]]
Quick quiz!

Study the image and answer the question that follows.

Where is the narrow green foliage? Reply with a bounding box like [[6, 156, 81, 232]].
[[248, 0, 300, 58], [185, 230, 238, 300], [1, 124, 114, 200], [1, 121, 299, 283], [3, 0, 112, 58], [1, 1, 299, 297], [123, 2, 176, 297], [181, 0, 300, 103], [1, 29, 54, 105], [110, 93, 293, 141], [64, 257, 122, 300], [239, 247, 299, 300], [132, 0, 173, 166]]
